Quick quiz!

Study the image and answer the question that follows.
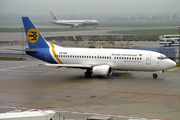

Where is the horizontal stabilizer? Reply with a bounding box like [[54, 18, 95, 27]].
[[7, 48, 37, 52]]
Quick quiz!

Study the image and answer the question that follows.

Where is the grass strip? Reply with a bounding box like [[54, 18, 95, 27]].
[[176, 62, 180, 67], [0, 57, 25, 61], [0, 28, 92, 32]]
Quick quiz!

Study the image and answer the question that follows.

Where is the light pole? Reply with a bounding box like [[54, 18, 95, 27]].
[[179, 27, 180, 62], [22, 27, 24, 54]]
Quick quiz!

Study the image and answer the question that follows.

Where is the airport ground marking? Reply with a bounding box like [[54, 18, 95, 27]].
[[0, 64, 37, 71], [166, 67, 180, 71], [0, 105, 169, 120]]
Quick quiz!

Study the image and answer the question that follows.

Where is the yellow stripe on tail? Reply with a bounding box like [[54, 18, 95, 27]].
[[50, 43, 63, 64]]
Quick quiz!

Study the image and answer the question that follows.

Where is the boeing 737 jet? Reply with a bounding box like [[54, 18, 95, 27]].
[[17, 17, 176, 78], [50, 12, 99, 28]]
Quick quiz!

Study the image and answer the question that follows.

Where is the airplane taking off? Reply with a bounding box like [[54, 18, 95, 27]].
[[19, 17, 176, 78], [50, 12, 99, 28]]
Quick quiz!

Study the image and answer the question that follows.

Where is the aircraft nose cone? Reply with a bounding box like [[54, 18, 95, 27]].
[[172, 61, 177, 66], [169, 60, 176, 67]]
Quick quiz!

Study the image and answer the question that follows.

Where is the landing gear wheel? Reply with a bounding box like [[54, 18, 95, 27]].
[[84, 72, 92, 78], [84, 69, 92, 78], [153, 73, 158, 78]]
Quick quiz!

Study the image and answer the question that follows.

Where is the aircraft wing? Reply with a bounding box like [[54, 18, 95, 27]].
[[40, 63, 92, 69], [40, 63, 112, 69], [62, 22, 82, 26]]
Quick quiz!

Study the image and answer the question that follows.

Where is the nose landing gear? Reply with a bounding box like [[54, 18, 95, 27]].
[[153, 73, 158, 78], [153, 71, 164, 78]]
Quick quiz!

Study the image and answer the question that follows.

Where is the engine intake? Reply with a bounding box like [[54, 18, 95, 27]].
[[92, 65, 112, 76]]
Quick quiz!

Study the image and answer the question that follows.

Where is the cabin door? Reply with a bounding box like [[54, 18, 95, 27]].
[[146, 54, 151, 65]]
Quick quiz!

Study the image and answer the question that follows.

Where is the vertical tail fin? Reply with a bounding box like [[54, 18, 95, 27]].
[[22, 17, 49, 49], [50, 12, 59, 21]]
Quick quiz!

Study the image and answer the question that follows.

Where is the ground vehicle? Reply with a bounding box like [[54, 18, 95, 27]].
[[159, 35, 179, 46]]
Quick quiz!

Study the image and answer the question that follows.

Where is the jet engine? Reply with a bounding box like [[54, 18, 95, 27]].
[[74, 24, 79, 28], [92, 65, 112, 76]]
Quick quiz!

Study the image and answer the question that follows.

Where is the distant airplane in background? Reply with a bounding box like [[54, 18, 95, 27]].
[[50, 12, 99, 28]]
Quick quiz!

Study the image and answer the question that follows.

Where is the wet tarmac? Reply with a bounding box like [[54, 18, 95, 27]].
[[0, 58, 180, 120], [0, 29, 180, 120]]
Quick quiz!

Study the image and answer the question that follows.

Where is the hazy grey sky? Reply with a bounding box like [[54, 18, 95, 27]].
[[1, 0, 180, 16]]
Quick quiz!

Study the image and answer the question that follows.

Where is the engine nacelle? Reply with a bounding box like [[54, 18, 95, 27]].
[[92, 65, 112, 76], [74, 24, 79, 28]]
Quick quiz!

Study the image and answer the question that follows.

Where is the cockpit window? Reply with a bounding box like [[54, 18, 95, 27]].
[[157, 55, 168, 60]]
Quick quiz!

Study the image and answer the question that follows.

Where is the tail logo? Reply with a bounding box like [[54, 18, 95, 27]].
[[27, 28, 39, 43]]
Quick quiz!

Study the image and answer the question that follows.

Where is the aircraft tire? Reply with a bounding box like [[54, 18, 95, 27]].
[[153, 73, 158, 78], [84, 71, 92, 78]]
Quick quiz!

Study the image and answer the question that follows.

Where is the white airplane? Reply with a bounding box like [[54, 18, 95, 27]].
[[50, 12, 99, 28], [20, 17, 176, 78]]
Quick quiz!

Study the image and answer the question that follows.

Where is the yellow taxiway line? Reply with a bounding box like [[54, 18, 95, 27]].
[[166, 67, 180, 71]]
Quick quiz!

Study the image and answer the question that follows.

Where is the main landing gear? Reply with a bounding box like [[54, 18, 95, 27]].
[[84, 69, 92, 78]]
